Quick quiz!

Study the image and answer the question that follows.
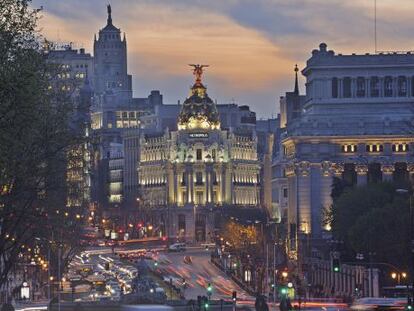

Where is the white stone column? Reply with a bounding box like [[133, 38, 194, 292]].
[[381, 164, 394, 182], [189, 168, 194, 203], [296, 161, 311, 234], [356, 164, 368, 185]]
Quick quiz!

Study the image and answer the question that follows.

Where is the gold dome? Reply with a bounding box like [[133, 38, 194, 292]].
[[177, 65, 220, 130]]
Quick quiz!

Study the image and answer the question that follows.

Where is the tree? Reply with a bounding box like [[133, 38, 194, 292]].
[[0, 0, 86, 287], [329, 182, 410, 269], [221, 220, 261, 254]]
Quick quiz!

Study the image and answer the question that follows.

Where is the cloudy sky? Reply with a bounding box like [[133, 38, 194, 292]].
[[32, 0, 414, 117]]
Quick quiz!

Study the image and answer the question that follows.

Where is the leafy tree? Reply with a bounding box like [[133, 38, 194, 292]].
[[0, 0, 86, 287], [329, 182, 410, 269], [221, 220, 261, 253]]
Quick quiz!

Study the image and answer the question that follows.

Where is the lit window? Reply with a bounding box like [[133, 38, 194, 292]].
[[392, 143, 409, 152], [196, 149, 202, 161], [341, 144, 357, 153], [366, 144, 383, 152]]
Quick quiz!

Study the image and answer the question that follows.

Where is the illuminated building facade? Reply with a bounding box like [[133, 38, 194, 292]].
[[138, 66, 261, 242], [276, 43, 414, 257]]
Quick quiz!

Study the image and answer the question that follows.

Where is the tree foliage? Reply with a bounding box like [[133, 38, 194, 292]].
[[330, 182, 410, 269], [0, 0, 86, 287], [221, 220, 263, 255]]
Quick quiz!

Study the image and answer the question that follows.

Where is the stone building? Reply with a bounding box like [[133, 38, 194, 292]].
[[275, 43, 414, 258], [138, 66, 261, 242]]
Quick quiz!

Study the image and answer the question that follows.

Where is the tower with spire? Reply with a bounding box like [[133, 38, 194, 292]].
[[93, 4, 131, 97], [279, 64, 304, 128]]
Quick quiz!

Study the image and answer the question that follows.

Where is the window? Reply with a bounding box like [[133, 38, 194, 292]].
[[196, 191, 204, 205], [212, 172, 217, 184], [411, 77, 414, 97], [196, 172, 203, 184], [196, 149, 202, 160], [356, 77, 365, 97], [392, 143, 409, 152], [283, 188, 288, 198], [384, 76, 393, 97], [366, 144, 383, 152], [343, 77, 351, 98], [212, 149, 216, 161], [398, 76, 407, 97], [332, 77, 338, 98], [370, 76, 379, 97], [178, 215, 186, 233], [341, 144, 357, 153], [181, 172, 186, 185]]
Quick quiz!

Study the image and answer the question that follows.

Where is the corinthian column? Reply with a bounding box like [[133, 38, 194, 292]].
[[355, 164, 368, 185], [381, 164, 395, 182]]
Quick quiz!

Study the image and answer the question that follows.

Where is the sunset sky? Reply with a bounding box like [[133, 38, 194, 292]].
[[32, 0, 414, 117]]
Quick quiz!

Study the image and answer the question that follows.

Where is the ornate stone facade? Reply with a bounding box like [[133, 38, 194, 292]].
[[138, 66, 261, 242], [276, 43, 414, 252]]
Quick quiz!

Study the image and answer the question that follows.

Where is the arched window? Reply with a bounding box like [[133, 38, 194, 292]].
[[357, 77, 365, 97], [384, 76, 393, 97], [370, 76, 379, 97], [332, 77, 338, 98], [411, 77, 414, 97], [343, 77, 351, 98], [398, 76, 407, 97]]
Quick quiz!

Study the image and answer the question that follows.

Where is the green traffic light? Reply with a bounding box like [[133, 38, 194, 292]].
[[280, 288, 287, 294], [407, 305, 412, 310], [154, 261, 158, 267], [204, 303, 209, 308], [333, 266, 339, 272]]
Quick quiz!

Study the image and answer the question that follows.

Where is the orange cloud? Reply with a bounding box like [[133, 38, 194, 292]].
[[38, 2, 294, 94]]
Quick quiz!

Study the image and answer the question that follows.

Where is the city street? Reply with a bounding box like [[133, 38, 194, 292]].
[[156, 248, 253, 301]]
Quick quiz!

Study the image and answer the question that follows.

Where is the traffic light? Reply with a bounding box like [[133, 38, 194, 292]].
[[232, 291, 237, 302], [406, 298, 413, 311], [332, 258, 340, 273], [203, 296, 209, 310], [207, 283, 212, 298], [154, 261, 158, 267], [280, 286, 288, 295]]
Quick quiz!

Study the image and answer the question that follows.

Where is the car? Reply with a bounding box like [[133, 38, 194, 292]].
[[168, 243, 186, 252], [183, 256, 192, 264]]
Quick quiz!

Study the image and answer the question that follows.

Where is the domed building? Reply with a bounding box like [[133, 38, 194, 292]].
[[138, 65, 261, 242]]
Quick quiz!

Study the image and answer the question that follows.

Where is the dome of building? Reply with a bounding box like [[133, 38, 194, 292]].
[[178, 65, 220, 130]]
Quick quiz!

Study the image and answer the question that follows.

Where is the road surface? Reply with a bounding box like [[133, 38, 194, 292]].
[[154, 249, 253, 301]]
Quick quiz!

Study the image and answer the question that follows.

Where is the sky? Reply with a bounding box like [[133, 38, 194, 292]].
[[31, 0, 414, 117]]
